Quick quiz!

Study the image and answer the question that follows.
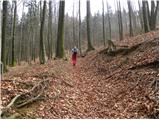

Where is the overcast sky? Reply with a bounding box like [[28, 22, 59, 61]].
[[65, 0, 152, 18], [14, 0, 151, 20]]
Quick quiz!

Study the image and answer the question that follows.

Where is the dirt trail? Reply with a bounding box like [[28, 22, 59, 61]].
[[1, 31, 159, 119], [1, 52, 100, 118]]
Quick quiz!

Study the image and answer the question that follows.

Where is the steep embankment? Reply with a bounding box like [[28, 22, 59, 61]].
[[78, 31, 159, 118]]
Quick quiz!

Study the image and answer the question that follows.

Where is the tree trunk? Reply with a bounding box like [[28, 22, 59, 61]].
[[2, 1, 8, 72], [138, 0, 144, 31], [8, 1, 14, 66], [127, 1, 134, 37], [19, 2, 24, 64], [86, 0, 94, 51], [102, 0, 106, 46], [106, 1, 112, 40], [53, 2, 57, 54], [56, 1, 65, 58], [150, 1, 159, 30], [39, 1, 46, 64], [142, 1, 150, 33], [117, 1, 123, 40], [123, 8, 128, 34], [47, 1, 53, 60], [73, 3, 76, 46], [78, 0, 82, 55], [11, 1, 17, 66], [0, 1, 1, 72], [132, 5, 138, 32], [119, 2, 123, 40]]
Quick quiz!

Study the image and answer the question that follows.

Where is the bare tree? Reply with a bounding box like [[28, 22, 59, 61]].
[[117, 1, 123, 40], [39, 1, 46, 64], [149, 1, 159, 30], [56, 1, 65, 58], [142, 1, 150, 33], [7, 1, 14, 66], [86, 0, 94, 51], [106, 1, 112, 40], [102, 0, 106, 46], [47, 1, 53, 59], [72, 2, 76, 46], [127, 1, 134, 36], [0, 0, 2, 72], [123, 8, 128, 33], [11, 1, 17, 66], [2, 1, 8, 72], [138, 0, 144, 31], [19, 1, 25, 64], [78, 0, 82, 55]]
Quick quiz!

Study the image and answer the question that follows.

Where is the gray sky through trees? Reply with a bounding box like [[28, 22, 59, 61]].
[[4, 0, 153, 21]]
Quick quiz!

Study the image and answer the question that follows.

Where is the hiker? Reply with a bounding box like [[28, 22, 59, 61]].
[[71, 46, 78, 66]]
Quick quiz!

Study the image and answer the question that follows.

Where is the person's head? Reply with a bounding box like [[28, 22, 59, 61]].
[[74, 46, 77, 49]]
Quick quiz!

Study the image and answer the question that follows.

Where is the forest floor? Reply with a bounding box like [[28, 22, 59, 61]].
[[1, 30, 159, 119]]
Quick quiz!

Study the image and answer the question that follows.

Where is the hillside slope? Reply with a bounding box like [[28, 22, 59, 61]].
[[1, 31, 159, 119], [80, 31, 159, 118]]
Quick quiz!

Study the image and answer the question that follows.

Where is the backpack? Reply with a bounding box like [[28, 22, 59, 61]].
[[72, 48, 78, 54]]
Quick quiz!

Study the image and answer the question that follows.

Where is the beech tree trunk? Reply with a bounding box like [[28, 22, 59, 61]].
[[78, 0, 82, 55], [47, 1, 53, 60], [73, 3, 76, 46], [2, 1, 8, 72], [138, 0, 144, 31], [86, 0, 94, 51], [127, 1, 134, 36], [149, 1, 159, 30], [0, 1, 1, 72], [39, 1, 46, 64], [11, 1, 17, 66], [117, 1, 123, 40], [107, 1, 112, 40], [19, 2, 25, 64], [56, 1, 65, 58], [102, 0, 106, 46], [142, 1, 150, 33]]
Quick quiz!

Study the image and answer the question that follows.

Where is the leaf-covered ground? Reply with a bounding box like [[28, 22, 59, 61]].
[[1, 31, 159, 119]]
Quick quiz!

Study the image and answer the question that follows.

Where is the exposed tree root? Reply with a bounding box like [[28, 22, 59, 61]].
[[103, 45, 138, 56], [100, 39, 158, 57], [98, 40, 117, 55], [129, 59, 159, 70], [86, 47, 95, 52], [107, 40, 116, 53]]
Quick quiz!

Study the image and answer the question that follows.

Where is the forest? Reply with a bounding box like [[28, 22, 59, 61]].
[[0, 0, 159, 119]]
